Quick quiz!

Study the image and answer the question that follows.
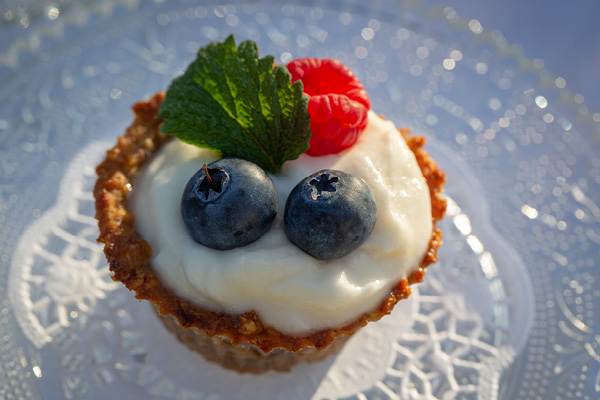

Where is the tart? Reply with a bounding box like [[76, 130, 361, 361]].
[[94, 37, 446, 373]]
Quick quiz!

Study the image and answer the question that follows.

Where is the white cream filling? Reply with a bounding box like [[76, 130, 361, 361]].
[[131, 111, 432, 334]]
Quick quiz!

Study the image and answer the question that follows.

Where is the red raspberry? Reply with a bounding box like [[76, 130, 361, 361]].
[[287, 58, 371, 155]]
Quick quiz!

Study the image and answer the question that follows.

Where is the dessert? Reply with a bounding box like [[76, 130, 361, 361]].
[[94, 36, 446, 373]]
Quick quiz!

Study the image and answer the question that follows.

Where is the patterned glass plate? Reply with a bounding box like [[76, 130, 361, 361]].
[[1, 1, 599, 399]]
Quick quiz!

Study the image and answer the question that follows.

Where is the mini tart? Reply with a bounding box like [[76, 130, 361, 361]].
[[94, 92, 446, 354]]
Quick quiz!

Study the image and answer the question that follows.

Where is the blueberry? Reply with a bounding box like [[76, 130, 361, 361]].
[[284, 169, 377, 260], [181, 158, 278, 250]]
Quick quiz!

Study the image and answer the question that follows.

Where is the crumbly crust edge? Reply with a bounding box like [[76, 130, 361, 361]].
[[94, 93, 447, 353]]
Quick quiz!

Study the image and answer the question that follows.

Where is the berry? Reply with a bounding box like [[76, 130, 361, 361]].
[[287, 58, 371, 156], [181, 158, 278, 250], [284, 169, 377, 260]]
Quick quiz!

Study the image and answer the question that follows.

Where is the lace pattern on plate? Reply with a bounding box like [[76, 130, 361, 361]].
[[7, 140, 530, 399]]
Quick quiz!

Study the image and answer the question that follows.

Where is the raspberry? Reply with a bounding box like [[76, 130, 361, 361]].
[[287, 58, 371, 155]]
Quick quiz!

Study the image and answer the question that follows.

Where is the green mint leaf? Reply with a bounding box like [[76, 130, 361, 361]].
[[157, 35, 311, 173]]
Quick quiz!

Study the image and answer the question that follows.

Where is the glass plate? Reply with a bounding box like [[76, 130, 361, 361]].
[[1, 1, 599, 399]]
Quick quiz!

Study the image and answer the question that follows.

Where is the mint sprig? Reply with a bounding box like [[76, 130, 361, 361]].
[[157, 35, 311, 173]]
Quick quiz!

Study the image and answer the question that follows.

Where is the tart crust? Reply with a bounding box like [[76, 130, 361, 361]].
[[94, 93, 446, 353], [156, 307, 350, 373]]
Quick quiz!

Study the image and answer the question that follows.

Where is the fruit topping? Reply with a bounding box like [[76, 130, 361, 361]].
[[181, 158, 278, 250], [287, 58, 371, 156], [284, 169, 377, 260]]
